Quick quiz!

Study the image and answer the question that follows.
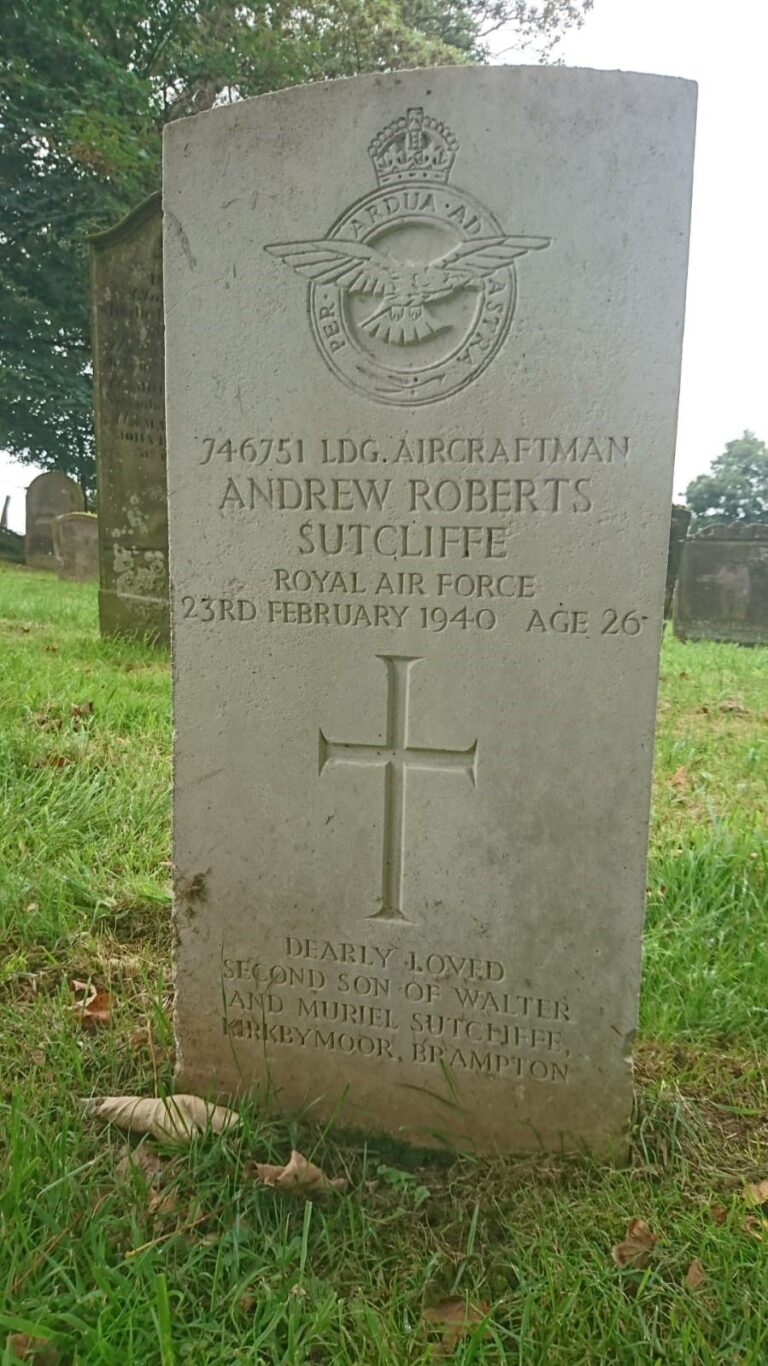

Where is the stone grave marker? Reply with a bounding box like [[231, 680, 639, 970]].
[[664, 503, 692, 618], [90, 193, 169, 644], [52, 512, 100, 582], [25, 473, 84, 569], [165, 67, 696, 1155], [674, 524, 768, 644]]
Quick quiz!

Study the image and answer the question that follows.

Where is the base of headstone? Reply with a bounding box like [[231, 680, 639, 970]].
[[99, 586, 170, 646]]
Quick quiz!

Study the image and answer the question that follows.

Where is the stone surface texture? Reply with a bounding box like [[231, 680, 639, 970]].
[[52, 512, 100, 581], [25, 473, 84, 569], [674, 524, 768, 644], [165, 67, 696, 1155], [90, 193, 169, 644], [664, 503, 692, 618]]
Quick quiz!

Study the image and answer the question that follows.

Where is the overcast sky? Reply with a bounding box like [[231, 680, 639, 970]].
[[2, 0, 765, 531]]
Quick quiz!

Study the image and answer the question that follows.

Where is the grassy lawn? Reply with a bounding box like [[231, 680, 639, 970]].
[[1, 561, 766, 1364]]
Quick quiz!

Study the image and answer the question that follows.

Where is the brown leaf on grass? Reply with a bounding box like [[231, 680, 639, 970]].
[[148, 1188, 182, 1218], [745, 1178, 768, 1209], [684, 1259, 706, 1289], [422, 1299, 489, 1358], [719, 697, 749, 716], [252, 1149, 346, 1197], [69, 701, 94, 723], [32, 705, 61, 730], [6, 1335, 59, 1364], [115, 1143, 164, 1187], [611, 1218, 657, 1268], [710, 1203, 727, 1225], [84, 1094, 240, 1143], [669, 765, 689, 789], [70, 982, 112, 1027], [742, 1216, 767, 1241]]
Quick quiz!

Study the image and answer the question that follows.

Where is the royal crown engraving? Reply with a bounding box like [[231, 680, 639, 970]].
[[265, 108, 551, 405]]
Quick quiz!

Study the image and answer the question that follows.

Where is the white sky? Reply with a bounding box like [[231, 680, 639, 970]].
[[2, 0, 765, 531]]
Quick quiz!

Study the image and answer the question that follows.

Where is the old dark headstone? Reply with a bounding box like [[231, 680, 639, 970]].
[[674, 524, 768, 644], [90, 192, 169, 644], [52, 512, 100, 581], [664, 503, 692, 618], [25, 473, 85, 569]]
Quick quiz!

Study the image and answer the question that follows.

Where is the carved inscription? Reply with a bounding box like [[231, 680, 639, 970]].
[[222, 937, 574, 1085]]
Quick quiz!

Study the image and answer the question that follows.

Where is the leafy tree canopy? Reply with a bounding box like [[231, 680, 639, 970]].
[[0, 0, 591, 494], [685, 431, 768, 526]]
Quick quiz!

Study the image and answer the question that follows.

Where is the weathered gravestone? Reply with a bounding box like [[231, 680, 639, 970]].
[[0, 496, 24, 564], [165, 68, 696, 1155], [674, 524, 768, 645], [90, 193, 170, 644], [25, 473, 84, 569], [52, 512, 100, 582], [664, 503, 692, 618]]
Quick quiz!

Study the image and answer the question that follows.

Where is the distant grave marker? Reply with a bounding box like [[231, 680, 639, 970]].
[[90, 193, 169, 644], [674, 525, 768, 644], [25, 473, 84, 570], [52, 512, 100, 582]]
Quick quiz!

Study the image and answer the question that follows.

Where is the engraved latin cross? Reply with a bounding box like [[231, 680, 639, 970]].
[[319, 655, 478, 922]]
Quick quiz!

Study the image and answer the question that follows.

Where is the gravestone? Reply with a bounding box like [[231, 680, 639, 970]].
[[52, 512, 100, 582], [25, 473, 84, 569], [674, 524, 768, 644], [165, 67, 696, 1156], [664, 503, 692, 618], [90, 193, 170, 644], [0, 495, 24, 564]]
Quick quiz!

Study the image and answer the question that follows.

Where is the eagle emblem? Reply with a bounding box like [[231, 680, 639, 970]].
[[264, 108, 551, 405]]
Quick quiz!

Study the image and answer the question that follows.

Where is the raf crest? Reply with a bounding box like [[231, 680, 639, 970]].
[[265, 108, 551, 405]]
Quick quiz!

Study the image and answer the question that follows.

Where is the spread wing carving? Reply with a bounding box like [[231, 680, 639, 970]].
[[264, 240, 399, 297], [265, 234, 550, 346]]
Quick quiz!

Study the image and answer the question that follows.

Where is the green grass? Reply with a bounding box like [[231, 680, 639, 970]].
[[1, 563, 767, 1364]]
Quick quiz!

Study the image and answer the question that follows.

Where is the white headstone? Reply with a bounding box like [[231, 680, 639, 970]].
[[165, 67, 696, 1155]]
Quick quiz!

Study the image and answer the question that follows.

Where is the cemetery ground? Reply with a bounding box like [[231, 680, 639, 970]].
[[1, 564, 766, 1365]]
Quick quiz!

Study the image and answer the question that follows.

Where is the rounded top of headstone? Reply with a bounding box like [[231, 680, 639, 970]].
[[26, 472, 85, 511]]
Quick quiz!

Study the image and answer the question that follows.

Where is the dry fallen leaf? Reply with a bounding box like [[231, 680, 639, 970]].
[[611, 1217, 657, 1268], [70, 982, 112, 1027], [422, 1298, 489, 1358], [710, 1203, 727, 1226], [115, 1144, 164, 1187], [719, 698, 749, 716], [85, 1094, 240, 1143], [670, 765, 689, 789], [252, 1149, 346, 1196], [70, 701, 94, 724], [6, 1334, 59, 1364], [745, 1179, 768, 1209], [684, 1259, 706, 1289], [742, 1216, 767, 1241]]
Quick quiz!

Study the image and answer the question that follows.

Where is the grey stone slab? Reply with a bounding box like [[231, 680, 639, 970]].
[[25, 473, 84, 569], [52, 512, 100, 581], [164, 67, 696, 1156], [673, 524, 768, 644], [90, 194, 170, 645], [664, 503, 692, 619]]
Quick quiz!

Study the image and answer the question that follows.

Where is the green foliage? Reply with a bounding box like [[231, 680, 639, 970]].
[[1, 0, 591, 492], [685, 430, 768, 526]]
